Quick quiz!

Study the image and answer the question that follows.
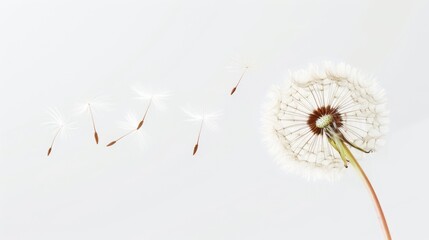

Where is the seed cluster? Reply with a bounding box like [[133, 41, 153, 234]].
[[307, 105, 343, 135]]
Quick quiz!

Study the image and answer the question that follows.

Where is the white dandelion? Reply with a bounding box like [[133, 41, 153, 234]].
[[45, 108, 75, 156], [76, 96, 111, 144], [183, 107, 221, 155], [226, 55, 255, 95], [263, 62, 390, 239]]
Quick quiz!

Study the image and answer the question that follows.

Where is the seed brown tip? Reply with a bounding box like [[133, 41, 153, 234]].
[[230, 87, 237, 95], [137, 120, 144, 130], [47, 147, 52, 156], [106, 141, 116, 147], [94, 132, 99, 144], [193, 144, 199, 155]]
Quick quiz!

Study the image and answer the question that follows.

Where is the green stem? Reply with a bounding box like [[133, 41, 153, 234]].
[[338, 140, 392, 240]]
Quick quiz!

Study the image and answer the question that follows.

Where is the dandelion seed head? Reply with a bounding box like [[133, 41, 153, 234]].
[[262, 62, 388, 181]]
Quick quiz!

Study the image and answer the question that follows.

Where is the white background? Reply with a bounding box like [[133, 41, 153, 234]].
[[1, 0, 428, 239]]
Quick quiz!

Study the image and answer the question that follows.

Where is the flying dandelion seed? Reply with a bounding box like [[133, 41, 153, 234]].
[[45, 108, 75, 156], [263, 62, 390, 239], [77, 96, 111, 144], [133, 87, 169, 130], [82, 103, 99, 144], [107, 89, 168, 147], [183, 107, 221, 155], [230, 66, 249, 95], [227, 55, 254, 95], [106, 113, 140, 147]]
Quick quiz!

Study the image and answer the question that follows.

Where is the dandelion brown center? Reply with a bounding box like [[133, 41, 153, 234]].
[[307, 105, 343, 135]]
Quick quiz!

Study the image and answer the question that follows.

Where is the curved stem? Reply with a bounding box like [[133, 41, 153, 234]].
[[338, 140, 392, 240]]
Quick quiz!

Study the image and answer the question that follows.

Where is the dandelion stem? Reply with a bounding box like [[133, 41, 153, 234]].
[[339, 140, 392, 240], [47, 126, 63, 156], [231, 67, 248, 95], [137, 99, 152, 130], [193, 119, 204, 155], [88, 104, 99, 144]]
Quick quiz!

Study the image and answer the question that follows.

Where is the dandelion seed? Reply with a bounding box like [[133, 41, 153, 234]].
[[193, 120, 203, 155], [183, 107, 221, 156], [107, 87, 168, 148], [227, 55, 254, 95], [87, 104, 99, 144], [263, 62, 390, 239], [77, 96, 110, 144], [133, 87, 169, 130], [45, 108, 75, 156], [106, 113, 139, 147], [230, 66, 249, 95]]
